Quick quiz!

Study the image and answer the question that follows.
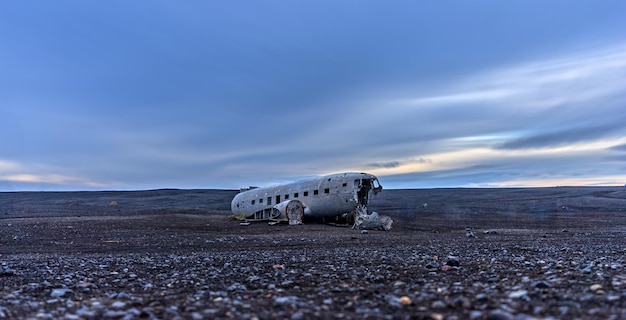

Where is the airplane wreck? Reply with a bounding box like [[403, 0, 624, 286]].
[[231, 172, 392, 230]]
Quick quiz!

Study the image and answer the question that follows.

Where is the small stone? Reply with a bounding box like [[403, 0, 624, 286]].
[[426, 261, 440, 269], [508, 289, 529, 300], [111, 301, 126, 309], [430, 313, 443, 320], [445, 256, 460, 267], [607, 295, 620, 302], [291, 311, 304, 320], [275, 296, 298, 304], [589, 284, 603, 292], [51, 288, 72, 298], [226, 283, 247, 292], [487, 309, 514, 320], [104, 310, 126, 318], [452, 296, 470, 308], [533, 281, 551, 288], [431, 300, 446, 308], [1, 268, 15, 277], [116, 292, 132, 299], [400, 296, 411, 305], [476, 293, 488, 302]]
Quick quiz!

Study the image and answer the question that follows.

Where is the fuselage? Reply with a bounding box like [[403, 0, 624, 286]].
[[231, 172, 382, 220]]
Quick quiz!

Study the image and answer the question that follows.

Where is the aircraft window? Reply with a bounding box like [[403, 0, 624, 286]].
[[324, 188, 330, 194], [294, 192, 299, 198], [267, 197, 272, 205], [251, 200, 255, 205], [304, 191, 308, 196], [313, 190, 319, 195]]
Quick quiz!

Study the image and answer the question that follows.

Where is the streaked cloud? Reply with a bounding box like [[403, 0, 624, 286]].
[[2, 174, 105, 188], [609, 144, 626, 152], [0, 159, 107, 190], [497, 122, 625, 150]]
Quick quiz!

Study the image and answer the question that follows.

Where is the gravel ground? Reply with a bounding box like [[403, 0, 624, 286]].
[[1, 188, 625, 319]]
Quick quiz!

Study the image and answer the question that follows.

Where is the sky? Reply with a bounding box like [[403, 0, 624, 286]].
[[1, 1, 626, 191]]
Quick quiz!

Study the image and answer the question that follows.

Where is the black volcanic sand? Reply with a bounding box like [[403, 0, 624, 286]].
[[1, 188, 625, 319]]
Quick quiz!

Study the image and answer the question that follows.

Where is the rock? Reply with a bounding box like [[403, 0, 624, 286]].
[[50, 288, 72, 298], [445, 256, 460, 267], [275, 296, 298, 304], [466, 227, 478, 238], [226, 283, 247, 292], [589, 284, 603, 291], [426, 261, 440, 269], [116, 292, 132, 299], [532, 281, 551, 289], [508, 289, 529, 300], [487, 309, 514, 320], [0, 267, 15, 277], [589, 283, 604, 294], [429, 313, 443, 320], [476, 293, 489, 302], [452, 296, 470, 308]]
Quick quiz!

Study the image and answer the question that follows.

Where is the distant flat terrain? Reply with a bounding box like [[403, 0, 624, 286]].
[[3, 186, 625, 219], [1, 187, 625, 319], [2, 187, 624, 244]]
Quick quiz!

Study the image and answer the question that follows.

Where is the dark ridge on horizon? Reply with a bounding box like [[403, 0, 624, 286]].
[[2, 185, 625, 194], [389, 185, 626, 191], [0, 188, 240, 194]]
